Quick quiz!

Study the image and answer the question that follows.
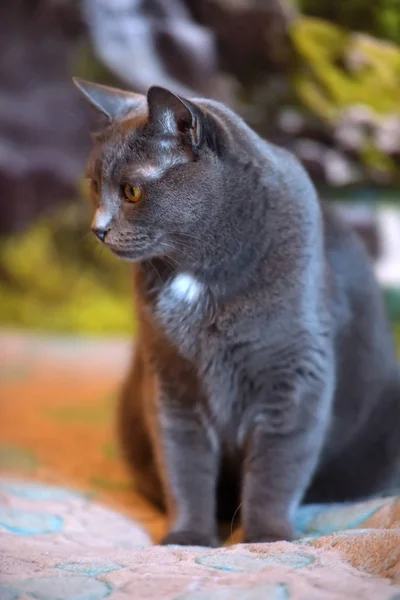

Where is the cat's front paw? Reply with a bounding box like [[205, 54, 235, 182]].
[[161, 530, 218, 547], [243, 522, 294, 544]]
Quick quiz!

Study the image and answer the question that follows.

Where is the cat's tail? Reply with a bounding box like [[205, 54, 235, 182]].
[[377, 374, 400, 494]]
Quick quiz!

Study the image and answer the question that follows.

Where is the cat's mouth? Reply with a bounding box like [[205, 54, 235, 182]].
[[107, 234, 167, 262], [110, 247, 144, 261], [110, 245, 162, 262], [112, 248, 135, 258]]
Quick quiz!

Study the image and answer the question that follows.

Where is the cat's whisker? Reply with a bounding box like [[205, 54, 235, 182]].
[[230, 501, 243, 543], [149, 260, 163, 286], [161, 242, 201, 266], [169, 231, 215, 249], [162, 252, 183, 271], [173, 239, 211, 257]]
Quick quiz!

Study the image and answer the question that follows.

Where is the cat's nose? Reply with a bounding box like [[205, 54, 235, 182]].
[[92, 227, 110, 242]]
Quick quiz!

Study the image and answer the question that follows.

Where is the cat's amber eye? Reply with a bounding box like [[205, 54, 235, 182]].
[[123, 184, 142, 203]]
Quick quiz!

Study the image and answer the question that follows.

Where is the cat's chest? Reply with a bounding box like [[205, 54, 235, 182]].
[[138, 269, 211, 355], [138, 265, 204, 307], [158, 273, 205, 308], [139, 271, 253, 442]]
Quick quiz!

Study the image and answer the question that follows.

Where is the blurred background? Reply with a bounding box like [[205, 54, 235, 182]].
[[0, 0, 400, 335], [0, 0, 399, 522]]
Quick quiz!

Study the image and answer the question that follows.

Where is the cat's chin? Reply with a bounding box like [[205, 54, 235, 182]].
[[110, 247, 157, 262], [111, 248, 141, 261]]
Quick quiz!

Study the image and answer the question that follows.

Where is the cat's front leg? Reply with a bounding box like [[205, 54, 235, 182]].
[[149, 390, 220, 547], [241, 356, 333, 544]]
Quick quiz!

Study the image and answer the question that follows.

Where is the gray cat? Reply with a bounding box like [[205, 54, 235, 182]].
[[74, 78, 400, 547]]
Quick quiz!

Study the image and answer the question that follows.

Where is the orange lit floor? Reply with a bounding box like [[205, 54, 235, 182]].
[[0, 331, 165, 540]]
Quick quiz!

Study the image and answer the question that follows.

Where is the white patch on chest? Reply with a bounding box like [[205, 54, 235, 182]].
[[169, 273, 203, 303]]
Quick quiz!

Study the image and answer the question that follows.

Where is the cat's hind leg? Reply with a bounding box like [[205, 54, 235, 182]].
[[117, 348, 165, 510]]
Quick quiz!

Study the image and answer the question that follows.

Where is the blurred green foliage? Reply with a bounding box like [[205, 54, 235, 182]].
[[291, 17, 400, 119], [0, 203, 134, 335], [385, 288, 400, 324], [290, 16, 400, 180], [294, 0, 400, 44]]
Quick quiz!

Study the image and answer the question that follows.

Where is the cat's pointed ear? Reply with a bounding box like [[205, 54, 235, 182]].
[[147, 86, 202, 149], [73, 77, 145, 121]]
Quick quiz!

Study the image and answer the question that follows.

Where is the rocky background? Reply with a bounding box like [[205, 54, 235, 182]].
[[0, 0, 399, 333]]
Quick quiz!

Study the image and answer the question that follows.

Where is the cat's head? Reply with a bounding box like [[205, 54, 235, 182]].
[[74, 78, 228, 267]]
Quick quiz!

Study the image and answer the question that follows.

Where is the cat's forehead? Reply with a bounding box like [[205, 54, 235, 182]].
[[103, 113, 148, 160], [93, 115, 189, 183]]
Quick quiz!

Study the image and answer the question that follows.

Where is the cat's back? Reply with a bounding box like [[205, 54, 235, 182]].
[[322, 203, 388, 330], [320, 202, 399, 435]]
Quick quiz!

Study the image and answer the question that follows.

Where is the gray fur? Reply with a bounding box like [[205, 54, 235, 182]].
[[75, 79, 400, 546]]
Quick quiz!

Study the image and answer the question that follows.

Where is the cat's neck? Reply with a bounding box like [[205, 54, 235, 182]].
[[141, 257, 175, 288], [138, 239, 269, 308]]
